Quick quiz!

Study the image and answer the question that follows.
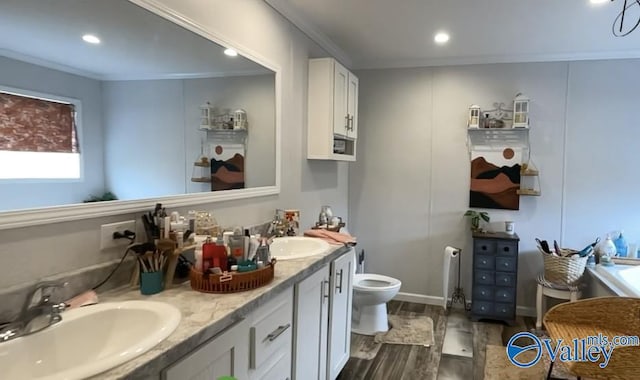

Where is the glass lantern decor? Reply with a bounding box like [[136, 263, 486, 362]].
[[199, 102, 213, 130], [233, 109, 247, 130], [512, 93, 529, 128], [468, 105, 481, 129]]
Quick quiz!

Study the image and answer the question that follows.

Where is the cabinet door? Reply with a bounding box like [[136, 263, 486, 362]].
[[333, 61, 349, 137], [328, 249, 355, 380], [293, 265, 330, 380], [347, 72, 358, 139], [163, 319, 249, 380]]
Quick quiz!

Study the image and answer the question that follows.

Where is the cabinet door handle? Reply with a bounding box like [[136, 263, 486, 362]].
[[336, 269, 344, 293], [345, 115, 349, 130], [265, 323, 291, 342], [322, 279, 330, 303], [348, 115, 354, 131]]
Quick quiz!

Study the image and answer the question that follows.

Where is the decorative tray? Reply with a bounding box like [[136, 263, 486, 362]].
[[189, 259, 276, 293]]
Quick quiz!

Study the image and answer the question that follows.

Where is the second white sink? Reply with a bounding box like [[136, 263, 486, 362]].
[[270, 236, 332, 260], [0, 300, 181, 380]]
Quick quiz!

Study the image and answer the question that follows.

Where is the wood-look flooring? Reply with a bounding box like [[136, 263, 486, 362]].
[[337, 300, 535, 380]]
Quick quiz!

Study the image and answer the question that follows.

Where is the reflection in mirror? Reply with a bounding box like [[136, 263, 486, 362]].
[[0, 0, 276, 212]]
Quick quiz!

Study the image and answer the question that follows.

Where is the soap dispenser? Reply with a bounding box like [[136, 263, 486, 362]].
[[614, 231, 628, 257]]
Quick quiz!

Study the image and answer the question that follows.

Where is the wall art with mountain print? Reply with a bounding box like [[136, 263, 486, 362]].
[[469, 150, 521, 210]]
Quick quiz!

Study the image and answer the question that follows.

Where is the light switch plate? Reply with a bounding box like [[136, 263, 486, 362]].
[[100, 220, 136, 250]]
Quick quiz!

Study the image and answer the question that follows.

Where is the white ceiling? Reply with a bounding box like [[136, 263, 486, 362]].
[[266, 0, 640, 69], [0, 0, 270, 80]]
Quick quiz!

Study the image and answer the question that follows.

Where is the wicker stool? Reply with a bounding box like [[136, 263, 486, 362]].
[[535, 273, 581, 330]]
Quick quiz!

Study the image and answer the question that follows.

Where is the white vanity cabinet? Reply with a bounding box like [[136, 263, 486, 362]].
[[163, 318, 250, 380], [249, 288, 293, 380], [308, 58, 359, 161], [293, 248, 355, 380], [163, 288, 293, 380]]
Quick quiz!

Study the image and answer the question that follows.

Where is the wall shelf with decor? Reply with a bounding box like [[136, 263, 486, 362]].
[[467, 94, 540, 210]]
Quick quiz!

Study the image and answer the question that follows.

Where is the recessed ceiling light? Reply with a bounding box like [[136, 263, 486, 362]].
[[224, 48, 238, 57], [82, 34, 101, 44], [434, 32, 450, 45], [590, 0, 608, 4]]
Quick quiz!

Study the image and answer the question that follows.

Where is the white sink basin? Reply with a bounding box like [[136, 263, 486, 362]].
[[0, 300, 180, 380], [270, 236, 332, 260]]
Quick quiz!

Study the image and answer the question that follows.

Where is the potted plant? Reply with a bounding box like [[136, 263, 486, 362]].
[[464, 210, 490, 232]]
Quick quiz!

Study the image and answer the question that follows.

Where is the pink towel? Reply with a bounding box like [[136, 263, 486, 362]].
[[304, 229, 357, 246]]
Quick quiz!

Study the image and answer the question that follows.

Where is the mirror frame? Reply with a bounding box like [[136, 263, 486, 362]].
[[0, 0, 281, 230]]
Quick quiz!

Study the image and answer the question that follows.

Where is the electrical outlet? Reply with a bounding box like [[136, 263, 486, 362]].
[[100, 220, 136, 250]]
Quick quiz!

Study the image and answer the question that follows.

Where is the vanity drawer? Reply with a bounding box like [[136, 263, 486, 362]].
[[494, 287, 515, 303], [473, 285, 493, 301], [474, 240, 496, 255], [494, 303, 515, 318], [495, 272, 516, 287], [495, 257, 517, 273], [475, 271, 494, 285], [472, 301, 493, 315], [496, 241, 518, 256], [250, 288, 293, 370], [475, 255, 495, 270]]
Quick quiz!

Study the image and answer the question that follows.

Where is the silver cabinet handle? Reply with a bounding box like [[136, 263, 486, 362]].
[[336, 269, 344, 293], [322, 280, 329, 304], [345, 115, 349, 130], [348, 115, 354, 131], [265, 323, 291, 342]]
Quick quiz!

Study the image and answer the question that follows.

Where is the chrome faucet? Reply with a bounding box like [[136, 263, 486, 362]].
[[0, 281, 67, 343], [266, 209, 287, 238]]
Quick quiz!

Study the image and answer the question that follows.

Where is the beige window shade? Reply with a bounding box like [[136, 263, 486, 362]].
[[0, 91, 79, 153]]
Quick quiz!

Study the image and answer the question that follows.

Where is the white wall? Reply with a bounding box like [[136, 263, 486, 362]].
[[102, 80, 186, 200], [350, 59, 640, 310], [0, 56, 105, 210], [0, 0, 349, 289]]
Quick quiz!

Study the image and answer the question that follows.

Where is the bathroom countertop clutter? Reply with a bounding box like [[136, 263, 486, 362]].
[[88, 243, 350, 379]]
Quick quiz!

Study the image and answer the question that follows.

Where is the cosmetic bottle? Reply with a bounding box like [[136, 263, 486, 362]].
[[202, 237, 227, 273]]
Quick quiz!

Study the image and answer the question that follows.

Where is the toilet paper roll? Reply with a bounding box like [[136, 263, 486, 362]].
[[443, 246, 460, 311]]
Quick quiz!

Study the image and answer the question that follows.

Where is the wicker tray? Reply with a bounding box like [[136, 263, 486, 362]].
[[190, 259, 276, 293], [539, 247, 588, 286]]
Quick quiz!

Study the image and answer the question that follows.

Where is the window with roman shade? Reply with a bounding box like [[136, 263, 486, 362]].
[[0, 88, 81, 180], [0, 91, 79, 153]]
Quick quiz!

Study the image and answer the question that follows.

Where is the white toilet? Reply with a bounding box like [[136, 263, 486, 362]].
[[352, 273, 402, 335]]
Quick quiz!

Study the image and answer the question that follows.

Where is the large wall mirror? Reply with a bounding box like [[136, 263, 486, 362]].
[[0, 0, 280, 228]]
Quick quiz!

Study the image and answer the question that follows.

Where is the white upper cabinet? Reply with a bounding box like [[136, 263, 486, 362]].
[[308, 58, 359, 161]]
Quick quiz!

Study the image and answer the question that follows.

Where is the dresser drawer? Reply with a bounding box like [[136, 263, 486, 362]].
[[495, 272, 516, 287], [472, 301, 493, 315], [495, 257, 516, 273], [250, 288, 293, 370], [473, 285, 493, 301], [474, 239, 496, 255], [494, 287, 515, 303], [494, 303, 515, 318], [496, 241, 518, 256], [475, 270, 494, 285], [475, 255, 495, 270]]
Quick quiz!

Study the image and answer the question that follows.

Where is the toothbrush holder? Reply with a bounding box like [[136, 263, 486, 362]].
[[140, 271, 164, 295]]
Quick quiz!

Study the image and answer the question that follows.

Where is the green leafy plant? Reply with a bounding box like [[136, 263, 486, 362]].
[[464, 210, 490, 232], [84, 191, 118, 203]]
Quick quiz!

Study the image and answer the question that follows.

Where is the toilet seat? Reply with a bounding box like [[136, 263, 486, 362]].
[[354, 273, 401, 292]]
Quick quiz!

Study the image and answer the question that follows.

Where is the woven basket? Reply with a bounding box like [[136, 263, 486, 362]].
[[190, 259, 276, 293], [540, 247, 588, 286]]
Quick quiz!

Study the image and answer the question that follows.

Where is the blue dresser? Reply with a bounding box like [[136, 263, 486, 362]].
[[471, 231, 520, 325]]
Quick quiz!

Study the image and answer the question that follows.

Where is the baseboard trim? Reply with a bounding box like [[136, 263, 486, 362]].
[[393, 292, 537, 317], [394, 292, 444, 306]]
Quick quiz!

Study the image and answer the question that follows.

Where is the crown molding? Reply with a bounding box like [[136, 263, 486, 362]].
[[264, 0, 353, 68], [353, 49, 640, 70]]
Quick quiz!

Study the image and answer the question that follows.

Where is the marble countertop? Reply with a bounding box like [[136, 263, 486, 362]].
[[90, 244, 350, 380]]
